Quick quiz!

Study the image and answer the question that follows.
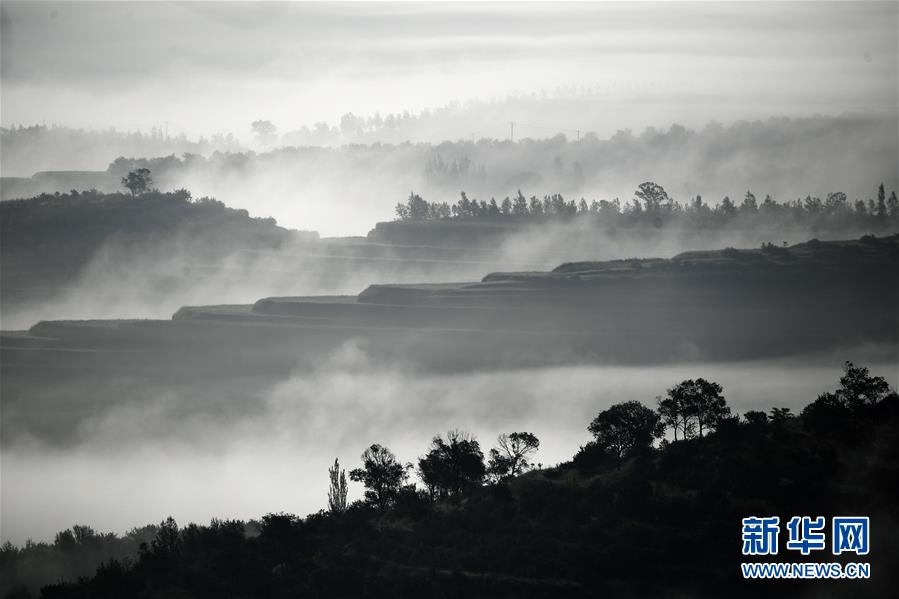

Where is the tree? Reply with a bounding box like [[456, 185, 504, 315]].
[[250, 119, 277, 145], [487, 432, 540, 481], [418, 430, 486, 499], [719, 196, 736, 217], [769, 407, 794, 423], [876, 183, 887, 217], [339, 112, 364, 138], [742, 410, 768, 426], [512, 190, 528, 216], [588, 401, 663, 468], [682, 378, 730, 437], [836, 361, 892, 409], [634, 181, 670, 213], [657, 393, 693, 441], [395, 192, 429, 220], [148, 517, 180, 559], [741, 190, 758, 213], [121, 168, 152, 197], [349, 444, 408, 510], [825, 192, 846, 212], [327, 458, 348, 514], [665, 379, 729, 438], [800, 362, 897, 438]]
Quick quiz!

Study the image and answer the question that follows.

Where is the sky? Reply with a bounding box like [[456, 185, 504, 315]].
[[1, 1, 897, 140]]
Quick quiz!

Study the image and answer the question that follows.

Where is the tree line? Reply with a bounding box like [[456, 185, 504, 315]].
[[3, 361, 895, 598], [327, 362, 895, 513], [395, 181, 899, 229]]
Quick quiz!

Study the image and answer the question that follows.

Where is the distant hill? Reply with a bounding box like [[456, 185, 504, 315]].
[[0, 190, 316, 314], [4, 115, 896, 235]]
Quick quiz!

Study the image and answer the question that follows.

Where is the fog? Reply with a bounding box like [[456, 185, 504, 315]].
[[168, 114, 899, 237], [3, 339, 896, 545], [4, 200, 881, 332], [2, 2, 896, 142], [4, 114, 892, 238], [1, 0, 898, 579]]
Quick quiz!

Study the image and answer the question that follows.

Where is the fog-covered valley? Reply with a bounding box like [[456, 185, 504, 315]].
[[4, 113, 898, 236], [2, 2, 899, 597], [4, 345, 896, 546]]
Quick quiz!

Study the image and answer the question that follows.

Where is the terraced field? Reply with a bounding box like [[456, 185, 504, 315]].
[[4, 235, 896, 382]]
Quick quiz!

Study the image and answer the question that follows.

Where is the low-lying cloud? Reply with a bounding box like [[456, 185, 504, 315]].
[[3, 340, 896, 544]]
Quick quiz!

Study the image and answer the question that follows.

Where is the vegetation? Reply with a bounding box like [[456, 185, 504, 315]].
[[120, 168, 152, 197], [658, 379, 730, 440], [418, 430, 487, 500], [3, 362, 896, 598], [0, 124, 242, 175], [0, 184, 316, 316], [327, 459, 348, 515], [394, 181, 899, 232], [587, 401, 664, 468], [487, 432, 540, 481], [0, 186, 291, 250], [348, 445, 410, 511]]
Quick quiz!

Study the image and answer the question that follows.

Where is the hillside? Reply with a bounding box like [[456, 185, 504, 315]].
[[0, 190, 316, 315], [4, 234, 896, 380], [3, 364, 897, 599], [2, 234, 896, 458]]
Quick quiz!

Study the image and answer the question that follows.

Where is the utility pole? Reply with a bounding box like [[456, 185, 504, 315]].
[[510, 121, 514, 143]]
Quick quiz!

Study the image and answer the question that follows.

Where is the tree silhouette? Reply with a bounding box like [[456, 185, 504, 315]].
[[487, 432, 540, 481], [876, 183, 887, 217], [664, 379, 729, 438], [742, 410, 768, 426], [395, 192, 429, 220], [121, 168, 152, 197], [657, 393, 694, 441], [418, 430, 485, 499], [588, 401, 663, 468], [684, 379, 729, 437], [327, 458, 348, 514], [769, 407, 794, 423], [835, 361, 892, 408], [634, 181, 670, 213], [349, 445, 408, 510], [801, 361, 898, 438], [742, 190, 758, 213]]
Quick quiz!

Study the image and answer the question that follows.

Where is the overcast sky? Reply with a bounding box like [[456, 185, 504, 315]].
[[1, 1, 897, 139]]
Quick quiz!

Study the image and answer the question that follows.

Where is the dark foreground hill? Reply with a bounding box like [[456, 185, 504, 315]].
[[2, 364, 897, 599]]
